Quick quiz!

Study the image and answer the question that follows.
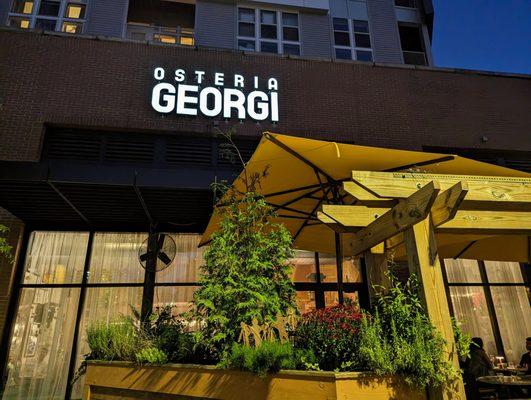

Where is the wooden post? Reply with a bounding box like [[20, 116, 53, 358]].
[[404, 217, 465, 400], [363, 251, 390, 308], [334, 232, 344, 305]]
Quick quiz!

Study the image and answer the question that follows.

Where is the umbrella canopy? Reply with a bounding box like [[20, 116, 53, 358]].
[[200, 132, 530, 262]]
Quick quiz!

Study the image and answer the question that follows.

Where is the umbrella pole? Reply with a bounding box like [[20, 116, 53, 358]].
[[334, 232, 344, 304]]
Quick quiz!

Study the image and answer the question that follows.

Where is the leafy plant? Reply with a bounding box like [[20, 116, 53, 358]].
[[0, 225, 13, 263], [293, 304, 363, 371], [222, 341, 317, 377], [86, 317, 142, 362], [191, 131, 297, 357], [135, 347, 168, 365], [358, 274, 460, 389], [452, 317, 472, 361]]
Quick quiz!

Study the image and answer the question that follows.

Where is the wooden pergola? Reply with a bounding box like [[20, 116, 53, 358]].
[[318, 171, 531, 400]]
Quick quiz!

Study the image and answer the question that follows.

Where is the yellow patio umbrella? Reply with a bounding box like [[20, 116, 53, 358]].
[[201, 132, 529, 262]]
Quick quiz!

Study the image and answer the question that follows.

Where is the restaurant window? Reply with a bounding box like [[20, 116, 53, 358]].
[[398, 23, 427, 65], [333, 18, 373, 62], [443, 259, 531, 365], [7, 0, 87, 34], [237, 7, 300, 56]]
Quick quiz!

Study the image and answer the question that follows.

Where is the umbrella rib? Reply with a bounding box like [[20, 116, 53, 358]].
[[453, 240, 477, 259], [292, 187, 332, 242], [264, 132, 334, 182], [267, 203, 315, 217], [385, 155, 455, 172]]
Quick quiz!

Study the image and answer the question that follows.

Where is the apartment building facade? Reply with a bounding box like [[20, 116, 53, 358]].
[[0, 1, 529, 399]]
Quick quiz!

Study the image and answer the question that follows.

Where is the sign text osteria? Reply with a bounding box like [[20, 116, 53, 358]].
[[151, 67, 279, 122]]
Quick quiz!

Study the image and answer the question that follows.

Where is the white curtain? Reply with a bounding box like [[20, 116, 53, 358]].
[[155, 234, 204, 283], [23, 231, 88, 284], [485, 261, 531, 365]]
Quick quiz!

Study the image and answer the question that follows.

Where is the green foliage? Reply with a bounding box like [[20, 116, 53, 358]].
[[135, 347, 168, 365], [358, 274, 460, 389], [222, 341, 317, 377], [293, 304, 363, 371], [148, 306, 196, 363], [86, 317, 141, 362], [0, 225, 13, 263], [191, 187, 296, 355], [452, 317, 472, 360]]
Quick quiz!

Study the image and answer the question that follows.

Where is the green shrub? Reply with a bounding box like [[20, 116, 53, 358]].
[[86, 317, 139, 362], [135, 347, 168, 365], [149, 306, 196, 363], [222, 341, 317, 377], [452, 317, 472, 361], [0, 225, 13, 263], [191, 189, 297, 356], [293, 304, 363, 371], [358, 274, 460, 389]]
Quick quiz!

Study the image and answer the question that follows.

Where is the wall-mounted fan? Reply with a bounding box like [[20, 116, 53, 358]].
[[138, 233, 176, 272]]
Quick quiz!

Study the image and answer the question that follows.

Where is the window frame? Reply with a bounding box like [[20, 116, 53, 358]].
[[237, 6, 301, 56], [442, 259, 530, 363], [7, 0, 87, 34], [332, 17, 374, 62], [397, 22, 427, 66]]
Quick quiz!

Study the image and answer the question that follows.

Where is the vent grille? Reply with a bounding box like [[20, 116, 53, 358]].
[[106, 137, 155, 163], [165, 137, 212, 166], [45, 132, 101, 161]]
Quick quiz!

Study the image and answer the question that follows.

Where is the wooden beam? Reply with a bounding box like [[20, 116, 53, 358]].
[[321, 206, 531, 236], [349, 171, 531, 211], [348, 181, 440, 256], [404, 218, 466, 400], [430, 181, 469, 226], [439, 210, 531, 234]]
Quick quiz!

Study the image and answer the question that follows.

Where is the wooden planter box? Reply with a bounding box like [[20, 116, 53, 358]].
[[83, 361, 427, 400]]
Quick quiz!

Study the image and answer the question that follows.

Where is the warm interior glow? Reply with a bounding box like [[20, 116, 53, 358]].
[[20, 19, 30, 29], [66, 4, 82, 19], [23, 1, 34, 14], [155, 34, 177, 44], [62, 22, 78, 34], [180, 36, 194, 46]]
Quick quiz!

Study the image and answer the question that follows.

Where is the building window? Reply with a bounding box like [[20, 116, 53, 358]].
[[395, 0, 417, 7], [333, 18, 373, 62], [7, 0, 87, 34], [443, 259, 530, 365], [237, 7, 300, 56], [398, 23, 427, 65]]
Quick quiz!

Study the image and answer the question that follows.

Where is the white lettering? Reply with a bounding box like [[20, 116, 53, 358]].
[[154, 67, 165, 80], [176, 84, 199, 116], [214, 72, 224, 86], [247, 91, 269, 121], [175, 69, 185, 82], [268, 78, 278, 91], [223, 89, 246, 119], [151, 83, 175, 113], [270, 91, 279, 122], [195, 70, 205, 84], [199, 87, 222, 117], [234, 74, 244, 88], [254, 76, 259, 89]]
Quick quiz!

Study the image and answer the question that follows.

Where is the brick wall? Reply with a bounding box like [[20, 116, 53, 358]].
[[0, 29, 530, 163]]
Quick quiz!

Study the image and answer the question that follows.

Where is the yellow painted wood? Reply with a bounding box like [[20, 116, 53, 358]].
[[404, 218, 466, 400], [364, 251, 391, 304], [322, 205, 531, 236], [349, 171, 531, 211], [439, 210, 531, 234], [83, 362, 426, 400], [370, 242, 385, 254], [348, 181, 440, 256], [430, 181, 469, 226]]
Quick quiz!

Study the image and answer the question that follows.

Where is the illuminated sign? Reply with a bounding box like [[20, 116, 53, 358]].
[[151, 67, 279, 122]]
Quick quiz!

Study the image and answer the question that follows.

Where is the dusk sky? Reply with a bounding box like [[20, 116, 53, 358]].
[[432, 0, 531, 74]]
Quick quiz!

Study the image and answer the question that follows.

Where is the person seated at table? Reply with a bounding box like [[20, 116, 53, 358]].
[[518, 337, 531, 375], [464, 337, 494, 400]]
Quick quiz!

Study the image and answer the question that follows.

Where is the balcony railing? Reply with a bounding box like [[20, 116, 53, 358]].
[[126, 23, 194, 46]]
